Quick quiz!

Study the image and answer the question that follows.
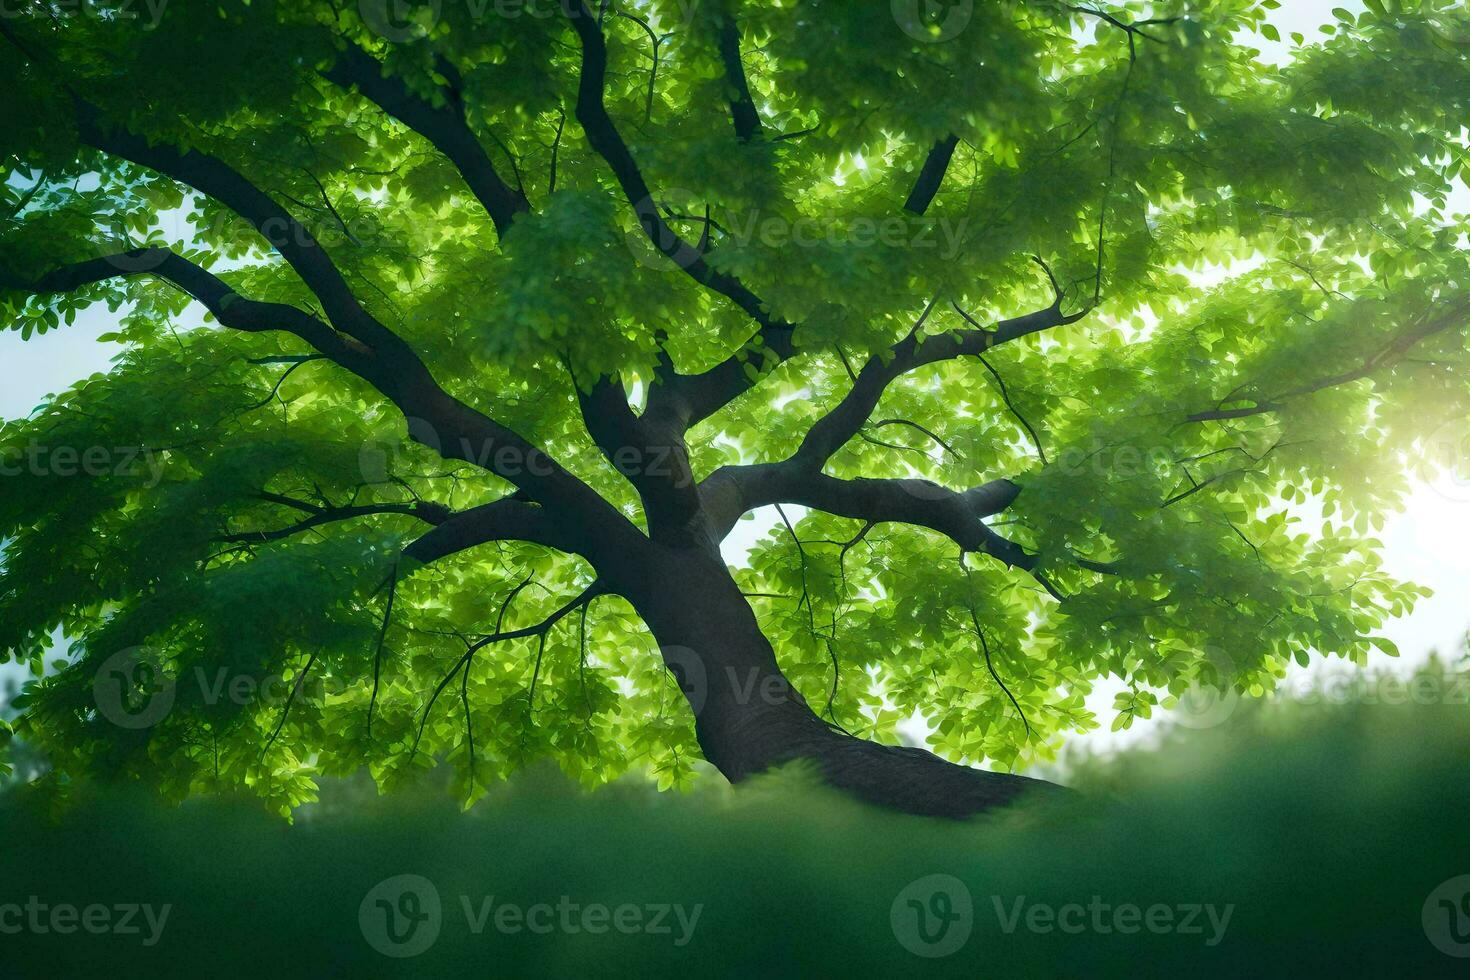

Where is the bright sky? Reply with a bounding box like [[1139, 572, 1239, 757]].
[[2, 1, 1465, 762]]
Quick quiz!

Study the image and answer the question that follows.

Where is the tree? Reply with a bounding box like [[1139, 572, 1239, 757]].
[[0, 0, 1465, 818]]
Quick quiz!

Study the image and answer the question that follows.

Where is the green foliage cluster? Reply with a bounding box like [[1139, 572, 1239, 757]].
[[0, 0, 1467, 809]]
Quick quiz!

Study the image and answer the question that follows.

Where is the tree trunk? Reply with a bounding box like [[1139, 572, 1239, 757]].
[[609, 544, 1061, 819]]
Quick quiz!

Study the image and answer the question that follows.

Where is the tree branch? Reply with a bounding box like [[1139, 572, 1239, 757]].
[[702, 464, 1017, 550], [400, 495, 592, 567], [571, 372, 702, 540], [408, 581, 604, 762], [1184, 300, 1470, 423], [974, 353, 1048, 464], [73, 99, 408, 359], [716, 17, 762, 143], [700, 464, 1074, 596], [871, 418, 959, 457], [3, 249, 374, 372], [790, 297, 1083, 473], [563, 2, 776, 323], [562, 2, 798, 429], [903, 134, 959, 215], [321, 43, 529, 239], [218, 499, 447, 545], [7, 244, 632, 544], [4, 79, 634, 525]]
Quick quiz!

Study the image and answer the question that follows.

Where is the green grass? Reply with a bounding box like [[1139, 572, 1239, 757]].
[[2, 682, 1468, 977]]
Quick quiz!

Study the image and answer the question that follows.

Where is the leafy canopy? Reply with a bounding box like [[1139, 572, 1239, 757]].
[[1, 0, 1467, 813]]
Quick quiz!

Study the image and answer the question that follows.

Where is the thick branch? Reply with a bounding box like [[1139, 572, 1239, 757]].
[[717, 18, 762, 143], [697, 464, 1078, 601], [321, 44, 529, 238], [3, 249, 373, 371], [564, 2, 774, 322], [646, 326, 800, 430], [563, 2, 797, 430], [903, 134, 959, 215], [793, 300, 1083, 472], [51, 89, 638, 520], [573, 374, 701, 540], [8, 246, 630, 544], [702, 464, 1016, 549], [73, 100, 411, 361], [402, 497, 589, 566]]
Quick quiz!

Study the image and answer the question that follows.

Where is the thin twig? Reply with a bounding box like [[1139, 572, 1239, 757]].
[[973, 352, 1049, 464], [960, 551, 1033, 738]]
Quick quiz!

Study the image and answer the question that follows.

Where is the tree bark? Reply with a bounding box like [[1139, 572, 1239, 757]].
[[608, 545, 1061, 819]]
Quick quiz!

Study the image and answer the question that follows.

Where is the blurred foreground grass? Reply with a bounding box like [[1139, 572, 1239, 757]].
[[1, 673, 1468, 978]]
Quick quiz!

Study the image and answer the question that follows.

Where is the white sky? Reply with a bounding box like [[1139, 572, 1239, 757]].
[[2, 1, 1464, 762]]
